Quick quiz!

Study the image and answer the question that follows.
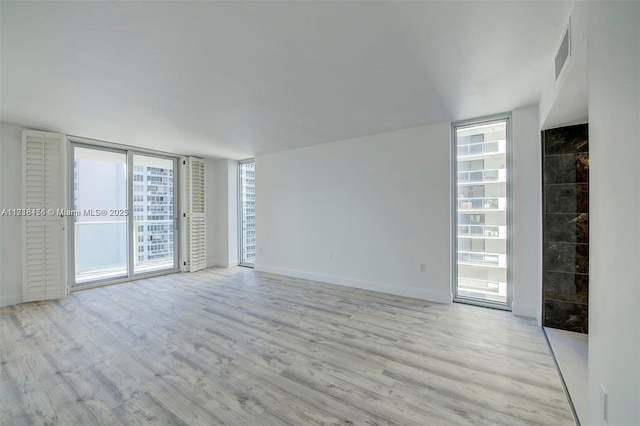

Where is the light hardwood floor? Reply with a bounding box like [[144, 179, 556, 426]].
[[1, 267, 573, 425]]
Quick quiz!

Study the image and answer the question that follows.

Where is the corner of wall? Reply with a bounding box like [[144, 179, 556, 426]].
[[210, 159, 238, 269], [205, 158, 220, 269], [511, 106, 542, 321], [0, 123, 24, 307], [226, 160, 238, 265]]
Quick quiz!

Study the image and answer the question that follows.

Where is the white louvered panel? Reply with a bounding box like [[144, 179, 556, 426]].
[[43, 137, 63, 209], [22, 130, 67, 302], [190, 160, 205, 214], [25, 137, 45, 209], [24, 220, 64, 299], [187, 216, 206, 271], [24, 219, 47, 297], [186, 160, 193, 219], [43, 221, 64, 293], [186, 157, 206, 272]]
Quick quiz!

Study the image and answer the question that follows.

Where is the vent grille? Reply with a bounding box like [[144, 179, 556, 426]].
[[555, 24, 571, 80]]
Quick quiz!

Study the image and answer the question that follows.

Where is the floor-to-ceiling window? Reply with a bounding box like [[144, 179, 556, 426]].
[[453, 116, 512, 308], [71, 143, 179, 287], [239, 160, 256, 267]]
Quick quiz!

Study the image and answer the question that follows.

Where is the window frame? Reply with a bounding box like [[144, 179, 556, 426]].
[[451, 113, 513, 310], [238, 158, 256, 268]]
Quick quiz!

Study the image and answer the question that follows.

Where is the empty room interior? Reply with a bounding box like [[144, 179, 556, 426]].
[[1, 1, 638, 425]]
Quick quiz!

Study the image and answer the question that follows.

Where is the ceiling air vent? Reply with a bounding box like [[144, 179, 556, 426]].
[[555, 21, 571, 80]]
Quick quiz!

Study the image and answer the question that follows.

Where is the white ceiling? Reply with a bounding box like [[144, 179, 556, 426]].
[[1, 1, 572, 159]]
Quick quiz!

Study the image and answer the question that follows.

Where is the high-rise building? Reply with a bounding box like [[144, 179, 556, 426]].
[[132, 164, 174, 270]]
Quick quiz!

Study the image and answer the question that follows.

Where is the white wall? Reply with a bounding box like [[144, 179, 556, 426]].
[[211, 159, 238, 268], [227, 160, 238, 266], [511, 106, 543, 320], [587, 1, 640, 424], [255, 123, 453, 302], [205, 158, 220, 268], [0, 123, 24, 306], [538, 1, 588, 131]]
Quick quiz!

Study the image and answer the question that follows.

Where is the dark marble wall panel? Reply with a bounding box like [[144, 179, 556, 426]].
[[542, 123, 588, 334], [543, 124, 589, 155], [544, 243, 589, 274], [545, 184, 589, 214], [544, 153, 589, 184], [545, 213, 589, 243], [544, 300, 588, 333], [543, 271, 588, 304]]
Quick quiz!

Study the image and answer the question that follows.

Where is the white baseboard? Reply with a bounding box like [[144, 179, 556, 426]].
[[207, 259, 223, 268], [208, 259, 239, 268], [254, 264, 452, 304]]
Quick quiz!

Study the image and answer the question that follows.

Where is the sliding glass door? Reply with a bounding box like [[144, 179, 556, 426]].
[[453, 117, 512, 308], [71, 144, 178, 287]]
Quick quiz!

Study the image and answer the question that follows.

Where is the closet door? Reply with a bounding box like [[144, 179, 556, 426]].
[[184, 157, 206, 272], [22, 130, 67, 302]]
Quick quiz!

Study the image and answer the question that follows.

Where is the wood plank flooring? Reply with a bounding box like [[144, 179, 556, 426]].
[[1, 267, 574, 425]]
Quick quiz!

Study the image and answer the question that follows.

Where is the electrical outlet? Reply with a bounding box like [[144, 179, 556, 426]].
[[600, 385, 607, 422], [420, 263, 426, 272]]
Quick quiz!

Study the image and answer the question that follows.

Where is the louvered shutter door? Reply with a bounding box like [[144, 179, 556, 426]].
[[186, 157, 206, 272], [22, 131, 67, 302]]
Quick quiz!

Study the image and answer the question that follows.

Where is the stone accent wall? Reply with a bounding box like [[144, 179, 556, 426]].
[[542, 123, 589, 333]]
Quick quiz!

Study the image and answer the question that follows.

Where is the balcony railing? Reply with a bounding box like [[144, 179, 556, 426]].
[[74, 219, 174, 284], [457, 251, 507, 268], [74, 220, 127, 283], [457, 224, 506, 239], [147, 168, 170, 176], [457, 278, 507, 302], [458, 168, 506, 184], [457, 139, 506, 157], [458, 197, 506, 211], [134, 219, 174, 273]]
